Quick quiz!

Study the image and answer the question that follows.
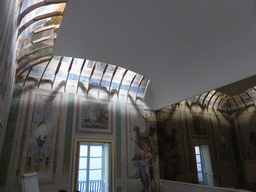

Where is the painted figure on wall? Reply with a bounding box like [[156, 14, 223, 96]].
[[219, 131, 231, 165], [239, 115, 256, 160], [215, 121, 232, 167], [249, 131, 256, 147], [249, 131, 256, 158], [156, 111, 184, 182], [192, 115, 207, 136], [163, 128, 182, 181], [131, 122, 161, 192]]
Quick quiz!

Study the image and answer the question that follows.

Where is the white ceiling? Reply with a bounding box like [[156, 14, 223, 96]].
[[53, 0, 256, 110]]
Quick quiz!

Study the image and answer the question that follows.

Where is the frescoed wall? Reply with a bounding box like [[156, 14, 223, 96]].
[[237, 110, 256, 161], [3, 79, 256, 191], [126, 104, 161, 191], [1, 0, 256, 191], [233, 105, 256, 190], [156, 99, 256, 191], [0, 81, 161, 192]]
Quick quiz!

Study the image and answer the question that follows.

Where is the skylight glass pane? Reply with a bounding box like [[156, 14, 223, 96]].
[[79, 158, 87, 169], [80, 145, 88, 156], [90, 146, 102, 157], [96, 62, 107, 70], [106, 64, 116, 73], [78, 170, 87, 182], [89, 170, 102, 180], [87, 60, 94, 68], [90, 158, 102, 169]]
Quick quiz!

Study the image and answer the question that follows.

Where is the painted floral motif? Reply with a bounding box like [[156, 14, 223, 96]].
[[25, 94, 57, 177]]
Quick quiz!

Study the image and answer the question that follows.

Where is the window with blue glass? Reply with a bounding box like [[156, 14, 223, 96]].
[[78, 142, 109, 192]]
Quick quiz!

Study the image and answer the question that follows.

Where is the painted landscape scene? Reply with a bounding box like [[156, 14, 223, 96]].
[[82, 102, 109, 129]]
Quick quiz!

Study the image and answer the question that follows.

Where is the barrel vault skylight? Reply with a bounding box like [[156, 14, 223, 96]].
[[16, 0, 149, 102]]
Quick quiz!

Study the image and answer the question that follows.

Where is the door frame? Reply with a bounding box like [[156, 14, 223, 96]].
[[71, 136, 115, 192]]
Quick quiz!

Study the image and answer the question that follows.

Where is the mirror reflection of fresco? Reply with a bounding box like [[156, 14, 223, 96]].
[[249, 131, 256, 157], [157, 112, 184, 182], [192, 115, 208, 136], [156, 98, 256, 191]]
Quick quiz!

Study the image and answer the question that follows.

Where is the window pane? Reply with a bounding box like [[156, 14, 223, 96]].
[[80, 145, 88, 156], [89, 170, 102, 180], [90, 146, 102, 157], [90, 158, 102, 169], [196, 155, 201, 163], [197, 163, 202, 172], [195, 146, 200, 154], [78, 170, 87, 182], [198, 172, 203, 181], [79, 157, 87, 169]]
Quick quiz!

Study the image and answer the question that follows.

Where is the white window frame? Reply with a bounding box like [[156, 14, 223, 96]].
[[78, 142, 105, 191], [71, 137, 115, 192]]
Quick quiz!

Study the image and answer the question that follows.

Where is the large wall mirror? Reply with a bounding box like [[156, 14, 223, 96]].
[[156, 100, 255, 191]]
